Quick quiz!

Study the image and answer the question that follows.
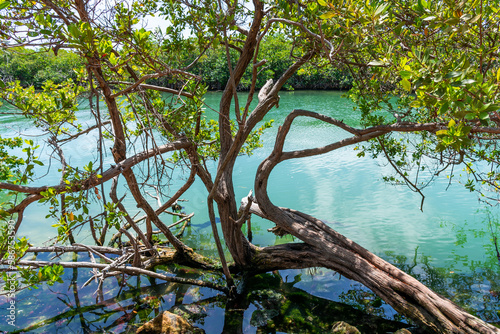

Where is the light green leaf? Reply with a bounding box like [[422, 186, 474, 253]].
[[320, 11, 335, 19], [368, 60, 386, 66], [374, 3, 389, 17], [470, 14, 481, 24], [401, 78, 411, 91], [460, 79, 476, 85]]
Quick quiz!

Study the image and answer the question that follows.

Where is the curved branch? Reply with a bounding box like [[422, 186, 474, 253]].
[[268, 111, 500, 163]]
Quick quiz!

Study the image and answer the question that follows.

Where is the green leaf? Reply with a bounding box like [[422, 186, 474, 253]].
[[68, 24, 79, 38], [317, 0, 327, 6], [401, 78, 411, 91], [445, 17, 460, 25], [399, 70, 412, 79], [0, 0, 10, 10], [479, 112, 490, 120], [319, 11, 335, 19], [439, 102, 449, 115], [481, 104, 499, 113], [445, 71, 462, 79]]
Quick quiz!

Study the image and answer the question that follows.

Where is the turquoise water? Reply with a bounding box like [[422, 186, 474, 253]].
[[0, 90, 499, 332]]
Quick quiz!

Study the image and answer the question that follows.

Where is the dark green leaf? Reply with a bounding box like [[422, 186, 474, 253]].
[[0, 0, 10, 10]]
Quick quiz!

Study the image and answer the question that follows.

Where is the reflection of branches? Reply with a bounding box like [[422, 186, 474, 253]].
[[9, 277, 223, 334], [487, 214, 500, 266], [109, 175, 152, 249]]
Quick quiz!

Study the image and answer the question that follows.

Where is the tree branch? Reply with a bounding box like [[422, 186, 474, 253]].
[[0, 138, 191, 196], [1, 259, 227, 293]]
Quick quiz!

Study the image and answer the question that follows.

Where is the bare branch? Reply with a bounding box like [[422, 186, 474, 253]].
[[108, 81, 194, 98], [377, 138, 426, 211], [1, 259, 228, 293], [109, 71, 200, 99], [26, 245, 122, 255]]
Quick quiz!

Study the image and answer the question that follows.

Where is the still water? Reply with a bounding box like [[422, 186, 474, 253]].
[[0, 90, 499, 332]]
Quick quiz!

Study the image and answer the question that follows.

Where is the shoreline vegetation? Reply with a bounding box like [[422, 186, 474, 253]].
[[0, 40, 353, 92]]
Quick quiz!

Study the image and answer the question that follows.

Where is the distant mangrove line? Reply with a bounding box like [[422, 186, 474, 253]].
[[0, 36, 352, 91]]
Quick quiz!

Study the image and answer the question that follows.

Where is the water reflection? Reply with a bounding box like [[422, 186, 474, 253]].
[[3, 245, 499, 333], [3, 265, 410, 334], [385, 247, 500, 326]]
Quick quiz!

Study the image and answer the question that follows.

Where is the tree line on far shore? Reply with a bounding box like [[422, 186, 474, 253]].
[[0, 35, 352, 91]]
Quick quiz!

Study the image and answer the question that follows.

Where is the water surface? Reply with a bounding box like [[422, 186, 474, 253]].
[[0, 90, 499, 332]]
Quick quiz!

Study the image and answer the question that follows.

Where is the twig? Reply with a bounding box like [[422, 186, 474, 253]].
[[151, 213, 195, 234], [119, 228, 141, 267], [72, 243, 114, 263], [377, 138, 426, 211]]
